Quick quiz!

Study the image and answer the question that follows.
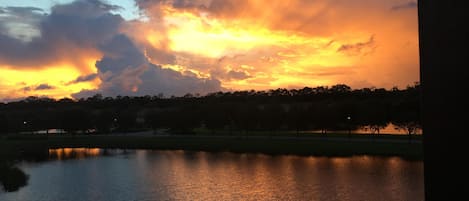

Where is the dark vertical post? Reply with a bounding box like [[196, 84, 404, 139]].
[[419, 1, 468, 200]]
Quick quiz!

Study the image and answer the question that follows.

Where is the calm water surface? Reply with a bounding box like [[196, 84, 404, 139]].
[[1, 148, 423, 201]]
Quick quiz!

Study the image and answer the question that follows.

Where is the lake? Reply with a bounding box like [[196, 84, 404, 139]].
[[1, 148, 424, 201]]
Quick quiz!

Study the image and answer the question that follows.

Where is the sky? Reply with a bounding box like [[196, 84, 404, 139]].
[[0, 0, 419, 101]]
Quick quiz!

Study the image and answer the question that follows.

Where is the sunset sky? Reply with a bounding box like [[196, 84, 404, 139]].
[[0, 0, 419, 101]]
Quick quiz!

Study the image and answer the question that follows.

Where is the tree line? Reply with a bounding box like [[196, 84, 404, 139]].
[[0, 83, 421, 137]]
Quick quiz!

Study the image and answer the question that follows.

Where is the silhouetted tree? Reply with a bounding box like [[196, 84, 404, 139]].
[[356, 101, 389, 135], [259, 103, 286, 135], [0, 113, 9, 135], [311, 102, 341, 134], [233, 103, 260, 135], [0, 162, 28, 192], [390, 84, 421, 141], [0, 83, 421, 138], [286, 104, 311, 135], [393, 121, 421, 136], [157, 106, 200, 135], [144, 109, 162, 133], [203, 104, 230, 134], [60, 108, 92, 134], [92, 109, 115, 134]]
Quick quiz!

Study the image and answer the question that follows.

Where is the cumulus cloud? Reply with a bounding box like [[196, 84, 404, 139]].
[[0, 0, 121, 68], [73, 33, 222, 98], [1, 0, 222, 100]]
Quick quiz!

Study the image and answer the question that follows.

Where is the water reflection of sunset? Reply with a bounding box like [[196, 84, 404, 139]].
[[49, 148, 101, 160], [134, 151, 422, 200], [11, 150, 423, 200]]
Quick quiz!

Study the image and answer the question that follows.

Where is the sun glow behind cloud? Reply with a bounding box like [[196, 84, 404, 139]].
[[140, 3, 380, 90]]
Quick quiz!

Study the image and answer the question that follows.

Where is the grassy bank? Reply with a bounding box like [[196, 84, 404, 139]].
[[1, 134, 423, 160]]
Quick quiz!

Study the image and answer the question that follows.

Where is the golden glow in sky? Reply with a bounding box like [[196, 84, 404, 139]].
[[0, 58, 100, 100], [138, 0, 418, 91], [0, 0, 419, 101]]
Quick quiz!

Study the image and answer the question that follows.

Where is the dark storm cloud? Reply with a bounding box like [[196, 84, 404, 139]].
[[78, 33, 222, 98], [96, 34, 147, 74], [0, 0, 123, 67], [139, 65, 222, 96], [73, 66, 222, 99]]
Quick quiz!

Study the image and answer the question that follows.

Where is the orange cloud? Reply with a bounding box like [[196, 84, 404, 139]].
[[135, 0, 419, 91]]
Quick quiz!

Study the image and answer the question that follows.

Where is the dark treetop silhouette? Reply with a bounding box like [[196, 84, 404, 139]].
[[0, 84, 420, 137]]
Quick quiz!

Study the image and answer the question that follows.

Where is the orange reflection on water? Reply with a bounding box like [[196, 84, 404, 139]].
[[49, 148, 101, 160], [146, 151, 303, 200]]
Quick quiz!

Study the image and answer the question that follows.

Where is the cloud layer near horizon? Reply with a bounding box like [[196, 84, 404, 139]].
[[0, 0, 419, 101]]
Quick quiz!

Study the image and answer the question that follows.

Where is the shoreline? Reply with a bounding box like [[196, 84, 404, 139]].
[[1, 134, 423, 161]]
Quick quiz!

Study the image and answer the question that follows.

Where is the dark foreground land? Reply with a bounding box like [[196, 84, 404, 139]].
[[1, 133, 423, 160]]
